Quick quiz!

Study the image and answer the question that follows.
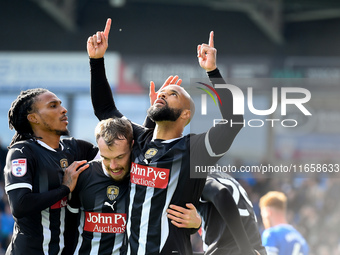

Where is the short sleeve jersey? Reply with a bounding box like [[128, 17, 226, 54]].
[[68, 160, 129, 255], [4, 138, 98, 255]]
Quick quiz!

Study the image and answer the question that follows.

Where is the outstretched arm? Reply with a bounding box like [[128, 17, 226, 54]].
[[88, 18, 123, 120], [87, 18, 111, 59], [196, 32, 244, 157]]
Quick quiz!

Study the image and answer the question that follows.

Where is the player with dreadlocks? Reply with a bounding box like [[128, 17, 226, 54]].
[[4, 88, 99, 255]]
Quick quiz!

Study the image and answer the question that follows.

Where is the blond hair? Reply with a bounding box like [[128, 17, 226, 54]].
[[259, 191, 287, 211]]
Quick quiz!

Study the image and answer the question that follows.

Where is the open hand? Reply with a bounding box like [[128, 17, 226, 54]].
[[149, 75, 182, 105]]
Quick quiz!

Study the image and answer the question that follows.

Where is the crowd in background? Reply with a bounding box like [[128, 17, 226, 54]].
[[0, 141, 339, 254], [241, 170, 340, 255], [191, 157, 340, 255], [0, 141, 13, 255]]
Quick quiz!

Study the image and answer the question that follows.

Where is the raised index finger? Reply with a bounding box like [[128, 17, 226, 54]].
[[209, 31, 214, 48], [103, 18, 112, 39]]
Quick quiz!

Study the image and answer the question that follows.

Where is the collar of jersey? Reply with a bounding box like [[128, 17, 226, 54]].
[[36, 140, 64, 152], [151, 136, 182, 143]]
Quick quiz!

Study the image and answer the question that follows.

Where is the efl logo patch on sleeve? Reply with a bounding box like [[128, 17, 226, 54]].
[[11, 159, 27, 177]]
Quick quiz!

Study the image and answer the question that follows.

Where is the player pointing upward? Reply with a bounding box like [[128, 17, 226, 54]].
[[88, 18, 243, 254]]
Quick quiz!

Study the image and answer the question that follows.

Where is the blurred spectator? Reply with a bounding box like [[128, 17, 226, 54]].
[[0, 204, 14, 250], [190, 159, 340, 255], [0, 140, 8, 182], [259, 191, 309, 255]]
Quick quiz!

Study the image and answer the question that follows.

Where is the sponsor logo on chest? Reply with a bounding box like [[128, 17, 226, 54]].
[[130, 162, 170, 189], [84, 212, 126, 233]]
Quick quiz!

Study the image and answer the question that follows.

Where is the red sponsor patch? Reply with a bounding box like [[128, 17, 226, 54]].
[[84, 212, 126, 233], [51, 197, 67, 209], [130, 162, 169, 189]]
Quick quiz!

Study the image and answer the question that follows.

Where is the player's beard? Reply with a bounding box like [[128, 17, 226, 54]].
[[56, 129, 70, 136], [105, 165, 129, 182], [41, 120, 70, 136], [147, 104, 182, 122]]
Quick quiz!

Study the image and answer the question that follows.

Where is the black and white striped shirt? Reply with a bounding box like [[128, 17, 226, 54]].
[[4, 138, 98, 255], [127, 132, 223, 255], [67, 160, 129, 255], [90, 58, 243, 255]]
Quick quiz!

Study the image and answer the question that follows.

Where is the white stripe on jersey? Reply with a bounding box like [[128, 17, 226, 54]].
[[137, 186, 155, 255], [126, 184, 135, 255], [113, 232, 124, 255], [58, 208, 66, 255], [5, 182, 32, 193], [160, 159, 181, 252], [204, 130, 226, 157], [74, 211, 85, 254], [201, 216, 208, 252], [75, 208, 124, 254], [90, 232, 101, 254], [127, 158, 182, 254], [42, 209, 51, 255]]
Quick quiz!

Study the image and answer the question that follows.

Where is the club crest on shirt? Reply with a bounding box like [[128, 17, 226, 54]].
[[107, 186, 119, 200], [60, 159, 68, 171], [11, 159, 27, 177], [145, 148, 158, 159]]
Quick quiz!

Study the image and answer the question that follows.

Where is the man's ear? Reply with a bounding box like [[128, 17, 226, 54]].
[[27, 113, 38, 124], [181, 109, 192, 126], [266, 207, 273, 217], [181, 109, 191, 121]]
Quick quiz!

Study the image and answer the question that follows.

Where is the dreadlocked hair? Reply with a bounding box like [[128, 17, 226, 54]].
[[8, 88, 49, 148]]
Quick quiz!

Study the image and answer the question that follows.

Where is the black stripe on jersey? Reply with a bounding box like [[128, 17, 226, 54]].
[[71, 161, 128, 255], [128, 137, 197, 255], [128, 183, 147, 251], [99, 233, 115, 254], [49, 208, 64, 254], [145, 185, 167, 254], [38, 166, 49, 192], [4, 138, 97, 255]]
